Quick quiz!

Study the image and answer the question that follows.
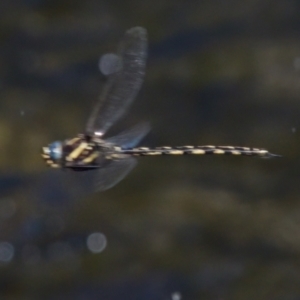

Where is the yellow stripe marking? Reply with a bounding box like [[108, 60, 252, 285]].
[[82, 152, 99, 163], [258, 150, 268, 155], [166, 150, 184, 155], [51, 164, 60, 168], [231, 151, 242, 155], [67, 142, 88, 161], [213, 149, 225, 154], [144, 152, 162, 155], [46, 160, 60, 168], [189, 149, 206, 154], [42, 147, 49, 154]]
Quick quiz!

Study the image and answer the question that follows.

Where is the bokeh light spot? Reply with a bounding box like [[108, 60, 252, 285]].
[[0, 242, 14, 263], [87, 232, 107, 254]]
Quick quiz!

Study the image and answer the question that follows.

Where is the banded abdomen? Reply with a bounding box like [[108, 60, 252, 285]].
[[120, 145, 280, 158]]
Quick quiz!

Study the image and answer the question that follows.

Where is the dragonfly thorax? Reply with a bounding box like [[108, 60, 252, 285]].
[[42, 134, 118, 170]]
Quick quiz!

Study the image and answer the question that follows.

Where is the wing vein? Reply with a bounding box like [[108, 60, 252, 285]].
[[86, 27, 148, 136]]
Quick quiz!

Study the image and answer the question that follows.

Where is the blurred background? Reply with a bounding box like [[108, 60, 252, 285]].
[[0, 0, 299, 299]]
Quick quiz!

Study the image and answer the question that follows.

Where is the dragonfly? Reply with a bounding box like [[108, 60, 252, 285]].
[[41, 27, 280, 192]]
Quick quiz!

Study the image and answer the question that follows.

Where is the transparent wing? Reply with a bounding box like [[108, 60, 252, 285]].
[[86, 27, 148, 136], [42, 157, 137, 198], [106, 122, 150, 149], [94, 156, 137, 192]]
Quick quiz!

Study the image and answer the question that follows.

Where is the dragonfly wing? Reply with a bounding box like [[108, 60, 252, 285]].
[[86, 27, 148, 136], [38, 155, 137, 200], [106, 122, 150, 149], [94, 156, 137, 192]]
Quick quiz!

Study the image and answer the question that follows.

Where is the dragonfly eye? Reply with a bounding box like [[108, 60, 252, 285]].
[[48, 141, 62, 161]]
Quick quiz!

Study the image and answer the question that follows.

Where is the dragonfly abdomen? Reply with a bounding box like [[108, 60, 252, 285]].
[[120, 145, 280, 158]]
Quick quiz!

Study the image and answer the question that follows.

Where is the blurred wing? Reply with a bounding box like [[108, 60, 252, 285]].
[[37, 156, 136, 202], [106, 122, 150, 149], [86, 27, 148, 136], [94, 156, 137, 192]]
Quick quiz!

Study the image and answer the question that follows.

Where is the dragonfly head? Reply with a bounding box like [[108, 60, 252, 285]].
[[41, 141, 63, 168]]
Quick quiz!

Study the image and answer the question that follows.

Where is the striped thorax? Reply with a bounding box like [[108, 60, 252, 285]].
[[41, 134, 120, 170]]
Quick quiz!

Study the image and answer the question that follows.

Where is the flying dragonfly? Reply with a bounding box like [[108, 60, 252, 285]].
[[41, 27, 280, 192]]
